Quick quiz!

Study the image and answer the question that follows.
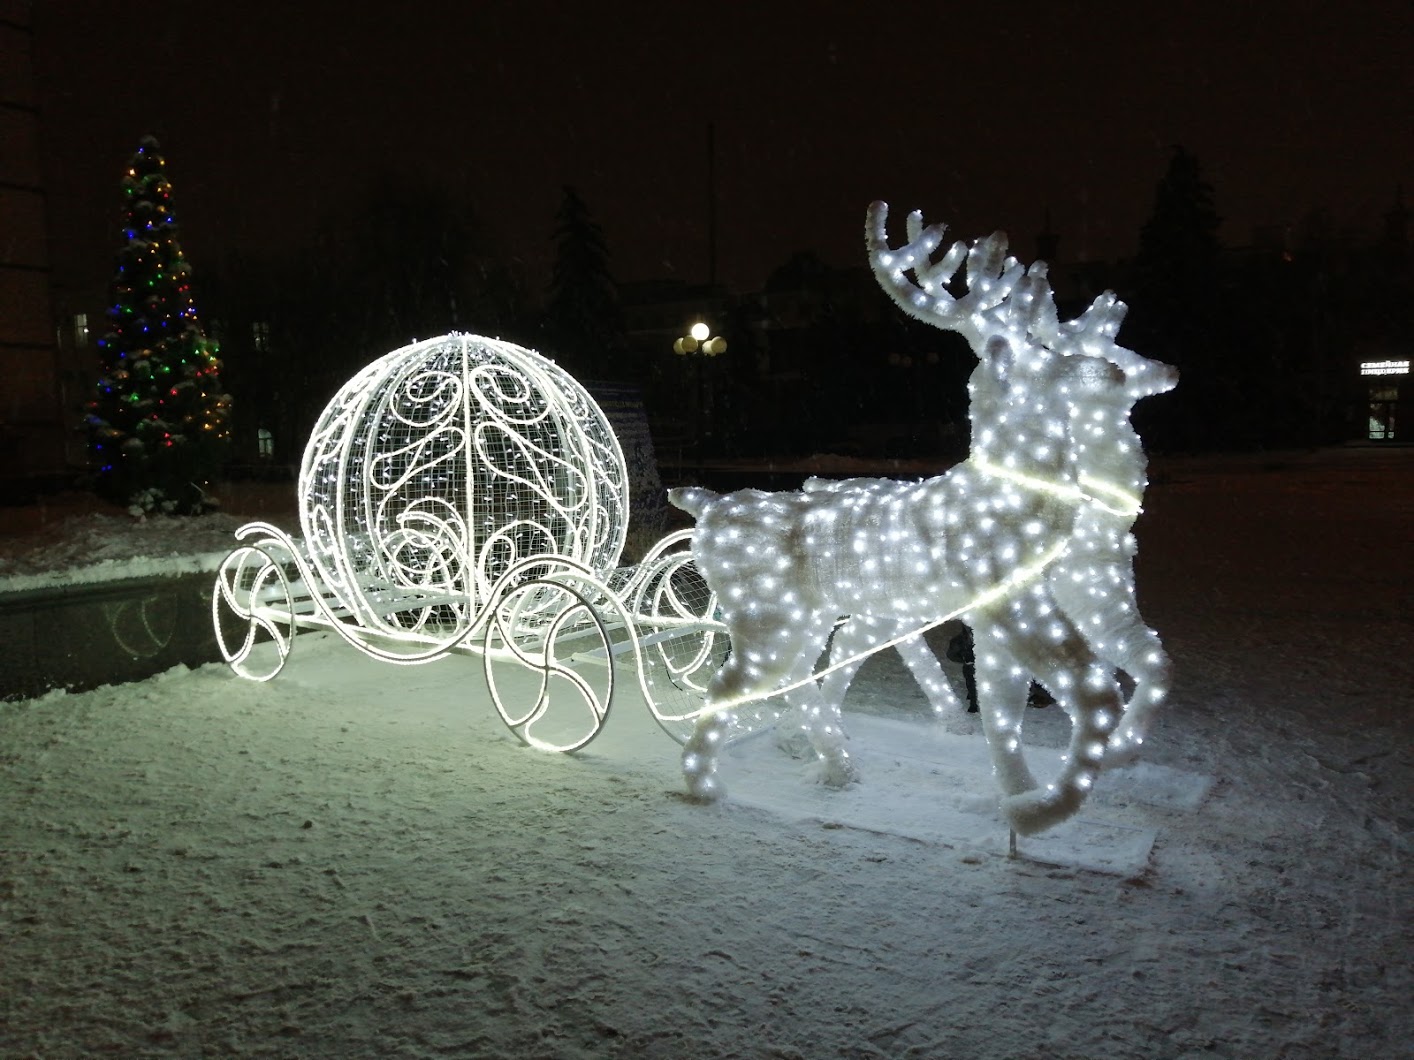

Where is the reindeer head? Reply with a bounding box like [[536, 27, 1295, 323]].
[[1053, 292, 1179, 401], [966, 334, 1129, 478]]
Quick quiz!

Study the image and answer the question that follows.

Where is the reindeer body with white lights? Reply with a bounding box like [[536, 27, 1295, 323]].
[[795, 204, 1177, 768], [671, 203, 1177, 835]]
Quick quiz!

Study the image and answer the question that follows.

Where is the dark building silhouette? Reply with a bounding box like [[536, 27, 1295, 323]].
[[0, 1, 70, 492]]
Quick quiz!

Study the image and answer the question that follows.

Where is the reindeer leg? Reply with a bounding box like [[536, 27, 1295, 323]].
[[894, 629, 966, 719], [1052, 558, 1171, 770], [824, 616, 965, 721], [787, 619, 857, 788], [773, 706, 813, 760], [776, 616, 868, 758], [682, 705, 732, 802], [1102, 620, 1171, 769], [682, 621, 786, 801], [685, 607, 837, 798], [794, 681, 858, 787], [996, 621, 1126, 835], [971, 623, 1036, 796], [817, 615, 875, 713]]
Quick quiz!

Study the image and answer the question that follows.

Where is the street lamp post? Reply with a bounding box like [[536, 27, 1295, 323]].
[[673, 321, 727, 474]]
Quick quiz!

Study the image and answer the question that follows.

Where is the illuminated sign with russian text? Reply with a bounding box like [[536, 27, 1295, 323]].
[[1361, 359, 1410, 376]]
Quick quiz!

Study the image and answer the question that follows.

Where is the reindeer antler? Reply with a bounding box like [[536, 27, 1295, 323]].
[[1054, 292, 1172, 398], [867, 201, 1178, 379], [866, 200, 1029, 349]]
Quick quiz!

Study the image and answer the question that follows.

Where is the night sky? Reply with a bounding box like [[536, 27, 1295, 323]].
[[32, 0, 1413, 302]]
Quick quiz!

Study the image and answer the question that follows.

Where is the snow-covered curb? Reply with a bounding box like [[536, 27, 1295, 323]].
[[0, 550, 231, 595], [0, 511, 259, 595]]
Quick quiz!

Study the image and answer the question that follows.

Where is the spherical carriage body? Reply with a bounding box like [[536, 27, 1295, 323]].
[[297, 334, 629, 648]]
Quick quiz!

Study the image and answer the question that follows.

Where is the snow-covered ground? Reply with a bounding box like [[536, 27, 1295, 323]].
[[0, 480, 298, 592], [1, 447, 1409, 1058]]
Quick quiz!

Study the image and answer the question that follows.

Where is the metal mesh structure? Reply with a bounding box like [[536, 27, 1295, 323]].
[[297, 334, 629, 642]]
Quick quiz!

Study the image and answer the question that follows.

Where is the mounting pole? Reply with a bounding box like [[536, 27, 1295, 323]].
[[706, 121, 717, 288]]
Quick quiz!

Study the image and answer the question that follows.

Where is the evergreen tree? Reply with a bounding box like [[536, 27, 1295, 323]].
[[1135, 146, 1222, 298], [1127, 146, 1232, 449], [545, 186, 627, 378], [87, 136, 230, 513], [1131, 146, 1223, 370]]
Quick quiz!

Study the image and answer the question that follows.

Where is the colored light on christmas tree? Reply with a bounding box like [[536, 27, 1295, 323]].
[[86, 135, 231, 514]]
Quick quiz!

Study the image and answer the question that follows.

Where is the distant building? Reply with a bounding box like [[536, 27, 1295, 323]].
[[0, 0, 69, 490], [1359, 356, 1409, 440], [1353, 191, 1411, 442]]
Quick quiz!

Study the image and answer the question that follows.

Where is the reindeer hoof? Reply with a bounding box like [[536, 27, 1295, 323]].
[[774, 725, 812, 760], [1102, 734, 1145, 771], [685, 771, 725, 802], [1001, 787, 1079, 836], [813, 755, 858, 789]]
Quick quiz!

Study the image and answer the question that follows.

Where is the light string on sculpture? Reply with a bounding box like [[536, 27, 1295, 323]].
[[209, 334, 623, 689], [221, 519, 617, 671], [466, 357, 621, 602], [472, 417, 587, 599], [482, 567, 618, 752], [210, 539, 297, 681], [671, 451, 1142, 723], [296, 334, 628, 650], [671, 339, 1130, 815], [371, 360, 475, 616], [369, 363, 474, 633], [972, 455, 1143, 519], [680, 534, 1073, 718]]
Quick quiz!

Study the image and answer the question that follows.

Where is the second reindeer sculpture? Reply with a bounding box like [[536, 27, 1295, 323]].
[[795, 203, 1178, 767], [861, 202, 1177, 767], [670, 202, 1177, 836]]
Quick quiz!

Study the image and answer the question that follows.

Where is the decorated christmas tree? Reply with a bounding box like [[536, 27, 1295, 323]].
[[87, 135, 230, 514]]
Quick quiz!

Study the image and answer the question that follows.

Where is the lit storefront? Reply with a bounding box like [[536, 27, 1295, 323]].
[[1360, 359, 1410, 441]]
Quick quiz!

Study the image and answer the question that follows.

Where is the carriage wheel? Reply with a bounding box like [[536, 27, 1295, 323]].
[[631, 548, 732, 745], [482, 572, 616, 753], [212, 543, 298, 681]]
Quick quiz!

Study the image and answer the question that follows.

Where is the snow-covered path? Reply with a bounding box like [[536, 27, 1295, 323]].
[[1, 449, 1409, 1057]]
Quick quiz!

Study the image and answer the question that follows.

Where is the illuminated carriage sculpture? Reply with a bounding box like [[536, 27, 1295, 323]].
[[211, 334, 727, 751], [209, 204, 1174, 840]]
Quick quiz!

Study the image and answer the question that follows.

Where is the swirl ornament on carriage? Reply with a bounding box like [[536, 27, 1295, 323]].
[[298, 333, 629, 658]]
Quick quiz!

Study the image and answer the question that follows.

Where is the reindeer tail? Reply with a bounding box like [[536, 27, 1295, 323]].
[[668, 486, 720, 519]]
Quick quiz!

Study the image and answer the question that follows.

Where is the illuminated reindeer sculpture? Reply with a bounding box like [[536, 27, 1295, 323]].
[[670, 204, 1176, 835], [1033, 291, 1177, 766], [794, 204, 1177, 768]]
